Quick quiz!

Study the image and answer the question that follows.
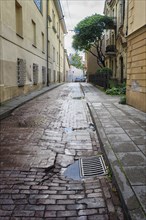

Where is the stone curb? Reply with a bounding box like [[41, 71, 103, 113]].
[[87, 102, 145, 220], [0, 83, 63, 120]]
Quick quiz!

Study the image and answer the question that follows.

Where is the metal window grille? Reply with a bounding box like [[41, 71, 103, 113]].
[[17, 58, 26, 87], [42, 66, 46, 84], [33, 63, 38, 85]]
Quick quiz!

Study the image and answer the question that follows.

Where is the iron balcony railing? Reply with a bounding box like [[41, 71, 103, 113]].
[[105, 45, 116, 55]]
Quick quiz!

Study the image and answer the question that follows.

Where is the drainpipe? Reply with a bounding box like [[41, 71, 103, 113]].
[[46, 0, 49, 86]]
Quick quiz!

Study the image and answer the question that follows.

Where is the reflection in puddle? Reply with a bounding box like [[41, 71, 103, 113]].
[[64, 127, 73, 133], [64, 160, 81, 180]]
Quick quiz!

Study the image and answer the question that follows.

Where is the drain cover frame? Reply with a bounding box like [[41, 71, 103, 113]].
[[79, 155, 107, 178]]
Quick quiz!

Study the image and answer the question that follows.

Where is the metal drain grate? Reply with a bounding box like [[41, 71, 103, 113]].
[[79, 155, 107, 178]]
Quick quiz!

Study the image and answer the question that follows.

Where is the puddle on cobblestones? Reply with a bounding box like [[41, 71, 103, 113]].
[[72, 96, 84, 100], [64, 156, 107, 180], [64, 160, 81, 180], [64, 127, 73, 133]]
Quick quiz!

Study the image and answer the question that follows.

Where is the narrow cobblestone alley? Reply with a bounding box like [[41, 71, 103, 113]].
[[0, 83, 125, 220]]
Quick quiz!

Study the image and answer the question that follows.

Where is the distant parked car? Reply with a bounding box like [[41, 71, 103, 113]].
[[82, 77, 86, 82], [75, 76, 86, 82], [75, 77, 81, 82]]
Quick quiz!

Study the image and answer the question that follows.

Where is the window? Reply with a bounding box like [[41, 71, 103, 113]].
[[42, 32, 44, 52], [53, 47, 55, 62], [57, 52, 59, 64], [48, 0, 52, 22], [52, 10, 57, 33], [60, 56, 63, 66], [52, 10, 55, 27], [15, 0, 23, 37], [32, 20, 36, 47], [57, 22, 59, 34], [53, 70, 56, 82], [122, 0, 125, 24], [34, 0, 42, 13], [48, 41, 50, 57]]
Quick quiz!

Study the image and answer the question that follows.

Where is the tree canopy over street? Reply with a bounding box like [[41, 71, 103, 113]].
[[72, 14, 114, 67], [69, 53, 84, 70]]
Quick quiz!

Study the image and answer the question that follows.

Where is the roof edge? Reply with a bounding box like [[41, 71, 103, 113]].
[[54, 0, 67, 34]]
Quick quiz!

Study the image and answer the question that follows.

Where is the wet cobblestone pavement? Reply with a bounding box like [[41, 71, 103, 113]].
[[0, 83, 125, 219]]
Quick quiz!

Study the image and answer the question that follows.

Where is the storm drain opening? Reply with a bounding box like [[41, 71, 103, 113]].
[[79, 155, 107, 178]]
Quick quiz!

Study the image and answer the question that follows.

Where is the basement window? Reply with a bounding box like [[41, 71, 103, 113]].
[[42, 66, 46, 84], [17, 58, 26, 87], [33, 63, 38, 85]]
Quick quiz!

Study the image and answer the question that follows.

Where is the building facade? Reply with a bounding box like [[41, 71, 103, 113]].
[[126, 0, 146, 112], [48, 0, 67, 83], [104, 0, 128, 83], [0, 0, 67, 104]]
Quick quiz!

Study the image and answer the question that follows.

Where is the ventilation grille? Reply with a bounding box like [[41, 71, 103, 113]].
[[79, 155, 107, 178]]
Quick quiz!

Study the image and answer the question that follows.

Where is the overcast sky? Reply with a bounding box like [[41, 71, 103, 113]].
[[60, 0, 105, 55]]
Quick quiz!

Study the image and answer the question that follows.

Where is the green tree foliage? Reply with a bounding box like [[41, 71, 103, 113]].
[[70, 53, 83, 70], [72, 14, 114, 68]]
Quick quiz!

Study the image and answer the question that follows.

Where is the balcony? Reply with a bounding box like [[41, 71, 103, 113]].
[[105, 45, 116, 56]]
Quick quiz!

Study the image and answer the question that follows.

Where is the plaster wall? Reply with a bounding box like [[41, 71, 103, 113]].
[[126, 26, 146, 112], [128, 0, 146, 35], [0, 0, 47, 103]]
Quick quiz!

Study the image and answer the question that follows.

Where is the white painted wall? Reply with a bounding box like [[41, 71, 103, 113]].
[[67, 65, 84, 82]]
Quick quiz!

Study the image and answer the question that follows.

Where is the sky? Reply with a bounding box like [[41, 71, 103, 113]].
[[60, 0, 105, 55]]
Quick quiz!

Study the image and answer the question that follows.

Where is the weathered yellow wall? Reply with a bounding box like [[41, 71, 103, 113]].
[[128, 0, 146, 35], [0, 0, 47, 103], [126, 0, 146, 112], [126, 26, 146, 112], [0, 0, 67, 103]]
